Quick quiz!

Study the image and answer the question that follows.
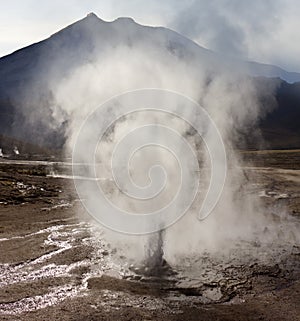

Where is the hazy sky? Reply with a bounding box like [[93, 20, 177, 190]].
[[0, 0, 299, 71]]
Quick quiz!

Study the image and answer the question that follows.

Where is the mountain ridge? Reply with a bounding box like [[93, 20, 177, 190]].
[[1, 13, 299, 83], [0, 13, 299, 151]]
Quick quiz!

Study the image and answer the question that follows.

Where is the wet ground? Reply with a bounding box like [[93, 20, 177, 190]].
[[0, 150, 300, 320]]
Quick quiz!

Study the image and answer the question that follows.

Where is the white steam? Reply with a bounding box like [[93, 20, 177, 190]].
[[19, 24, 297, 267]]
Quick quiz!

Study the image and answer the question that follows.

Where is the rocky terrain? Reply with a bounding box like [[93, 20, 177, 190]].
[[0, 150, 299, 320]]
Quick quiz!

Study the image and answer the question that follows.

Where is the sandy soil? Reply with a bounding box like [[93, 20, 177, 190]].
[[0, 151, 300, 320]]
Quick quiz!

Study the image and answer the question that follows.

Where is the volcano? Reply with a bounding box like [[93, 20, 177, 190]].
[[0, 13, 299, 152]]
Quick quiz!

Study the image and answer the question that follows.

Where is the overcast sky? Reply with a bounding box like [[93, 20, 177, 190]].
[[0, 0, 299, 71]]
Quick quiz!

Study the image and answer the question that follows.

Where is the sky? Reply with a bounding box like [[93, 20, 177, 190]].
[[0, 0, 299, 71]]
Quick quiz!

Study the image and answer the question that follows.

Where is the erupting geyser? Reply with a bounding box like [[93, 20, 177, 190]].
[[13, 146, 19, 155], [143, 230, 166, 276]]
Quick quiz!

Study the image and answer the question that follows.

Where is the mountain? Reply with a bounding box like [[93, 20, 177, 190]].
[[1, 13, 299, 85], [0, 13, 299, 152], [259, 81, 300, 149]]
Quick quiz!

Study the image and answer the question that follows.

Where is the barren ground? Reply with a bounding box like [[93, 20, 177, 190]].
[[0, 150, 300, 320]]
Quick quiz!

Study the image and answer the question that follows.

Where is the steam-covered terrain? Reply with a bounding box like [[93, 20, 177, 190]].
[[0, 152, 300, 320], [0, 12, 300, 321]]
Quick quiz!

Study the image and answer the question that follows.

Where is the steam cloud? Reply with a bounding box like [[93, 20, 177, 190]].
[[170, 0, 280, 59], [16, 18, 298, 267]]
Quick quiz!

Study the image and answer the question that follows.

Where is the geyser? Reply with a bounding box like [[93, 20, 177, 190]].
[[12, 14, 293, 272]]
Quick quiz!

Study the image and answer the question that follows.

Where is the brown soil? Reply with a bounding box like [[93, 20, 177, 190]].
[[0, 151, 300, 320]]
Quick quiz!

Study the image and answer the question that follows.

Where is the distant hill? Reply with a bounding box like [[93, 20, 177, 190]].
[[259, 81, 300, 149]]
